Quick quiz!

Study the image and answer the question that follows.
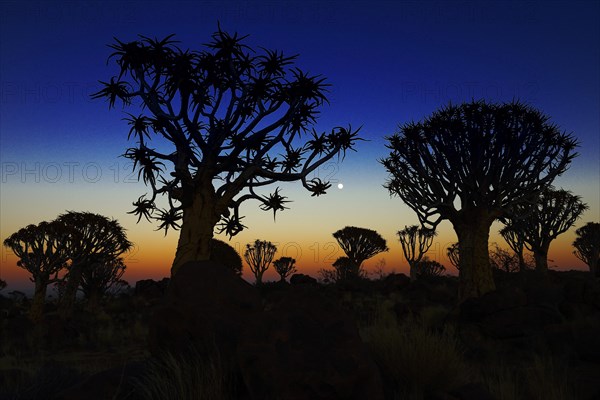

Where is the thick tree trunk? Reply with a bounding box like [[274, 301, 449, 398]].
[[533, 243, 550, 273], [454, 212, 496, 302], [409, 262, 417, 282], [60, 265, 82, 318], [29, 278, 47, 322], [171, 186, 220, 276]]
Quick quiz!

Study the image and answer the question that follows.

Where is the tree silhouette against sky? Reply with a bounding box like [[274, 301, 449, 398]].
[[332, 226, 388, 278], [244, 239, 277, 286], [499, 224, 528, 272], [273, 256, 297, 282], [572, 222, 600, 277], [79, 255, 127, 309], [92, 28, 361, 275], [56, 211, 132, 318], [3, 221, 69, 321], [446, 243, 460, 271], [397, 225, 436, 282], [382, 101, 578, 301], [501, 188, 587, 273]]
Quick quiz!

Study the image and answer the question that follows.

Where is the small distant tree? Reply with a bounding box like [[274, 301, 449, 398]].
[[79, 256, 127, 309], [244, 240, 277, 285], [489, 244, 520, 273], [273, 256, 297, 282], [332, 226, 389, 279], [572, 222, 600, 277], [3, 221, 69, 321], [0, 279, 6, 291], [371, 258, 388, 280], [397, 225, 436, 282], [382, 101, 578, 300], [499, 225, 528, 272], [92, 28, 361, 276], [56, 211, 132, 318], [210, 239, 243, 276], [415, 257, 446, 278], [446, 243, 460, 271], [502, 188, 587, 273]]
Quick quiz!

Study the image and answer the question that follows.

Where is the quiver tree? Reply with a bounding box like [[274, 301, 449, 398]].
[[381, 100, 578, 301], [79, 255, 126, 309], [3, 221, 69, 320], [0, 279, 6, 291], [499, 225, 528, 272], [210, 239, 243, 276], [397, 225, 436, 282], [501, 188, 587, 273], [273, 256, 297, 282], [447, 243, 460, 271], [56, 211, 132, 317], [91, 28, 361, 276], [244, 239, 277, 285], [489, 244, 520, 273], [332, 226, 389, 279], [572, 222, 600, 277], [415, 257, 446, 278], [331, 256, 356, 282]]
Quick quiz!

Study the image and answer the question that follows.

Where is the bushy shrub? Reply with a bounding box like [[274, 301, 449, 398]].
[[210, 239, 243, 276]]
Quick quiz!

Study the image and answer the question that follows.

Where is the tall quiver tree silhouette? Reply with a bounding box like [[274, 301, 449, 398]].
[[332, 226, 389, 279], [273, 256, 297, 282], [91, 28, 361, 276], [499, 225, 528, 272], [447, 243, 460, 271], [381, 101, 578, 301], [572, 222, 600, 277], [56, 211, 132, 318], [397, 225, 436, 282], [244, 239, 277, 286], [501, 188, 587, 273], [3, 221, 69, 321]]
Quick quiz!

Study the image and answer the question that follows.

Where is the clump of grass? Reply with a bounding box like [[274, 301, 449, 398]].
[[361, 317, 470, 398], [525, 354, 576, 400], [132, 345, 236, 400], [481, 354, 577, 400]]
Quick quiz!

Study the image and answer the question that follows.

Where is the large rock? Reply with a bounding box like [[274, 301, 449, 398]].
[[460, 286, 528, 322], [237, 287, 384, 400], [148, 260, 262, 356], [290, 273, 318, 286]]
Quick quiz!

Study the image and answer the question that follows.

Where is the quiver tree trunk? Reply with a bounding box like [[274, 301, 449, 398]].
[[532, 243, 550, 273], [60, 264, 82, 319], [409, 262, 418, 282], [454, 212, 496, 301], [30, 277, 48, 322], [171, 187, 221, 276]]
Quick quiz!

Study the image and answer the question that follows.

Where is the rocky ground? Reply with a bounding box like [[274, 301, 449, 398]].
[[1, 264, 599, 400]]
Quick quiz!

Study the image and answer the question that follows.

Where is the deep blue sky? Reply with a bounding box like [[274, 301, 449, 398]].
[[1, 1, 599, 288]]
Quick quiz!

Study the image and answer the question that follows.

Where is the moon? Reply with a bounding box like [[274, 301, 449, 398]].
[[337, 183, 344, 189]]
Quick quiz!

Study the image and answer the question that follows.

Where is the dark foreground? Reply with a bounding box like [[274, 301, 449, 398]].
[[1, 265, 599, 400]]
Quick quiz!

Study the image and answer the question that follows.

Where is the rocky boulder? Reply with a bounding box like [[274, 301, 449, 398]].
[[148, 260, 262, 357], [289, 273, 318, 286]]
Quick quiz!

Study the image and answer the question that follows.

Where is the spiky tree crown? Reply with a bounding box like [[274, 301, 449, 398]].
[[92, 28, 361, 236]]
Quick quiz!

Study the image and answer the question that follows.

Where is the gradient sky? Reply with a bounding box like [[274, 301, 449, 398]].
[[1, 1, 599, 293]]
